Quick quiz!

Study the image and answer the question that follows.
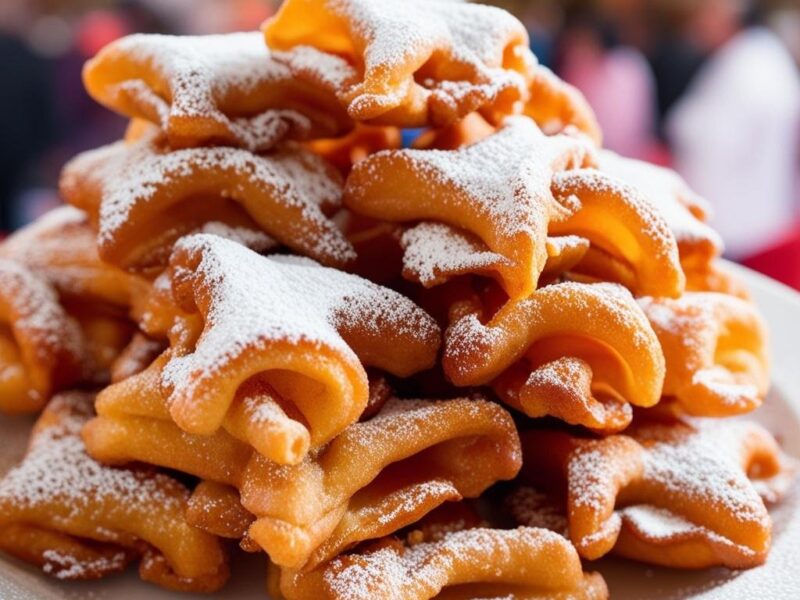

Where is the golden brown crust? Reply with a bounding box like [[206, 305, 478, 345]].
[[0, 392, 229, 591]]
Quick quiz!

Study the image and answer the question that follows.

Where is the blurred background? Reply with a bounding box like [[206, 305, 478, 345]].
[[1, 0, 799, 286]]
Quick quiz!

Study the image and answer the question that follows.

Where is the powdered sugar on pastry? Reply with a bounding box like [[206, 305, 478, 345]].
[[266, 0, 532, 126], [0, 392, 182, 523], [60, 131, 354, 267], [346, 117, 594, 298], [400, 222, 509, 287], [0, 260, 86, 411], [598, 150, 723, 256], [161, 234, 439, 407], [85, 32, 355, 151]]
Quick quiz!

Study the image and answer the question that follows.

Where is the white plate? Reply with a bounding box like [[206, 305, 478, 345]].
[[1, 263, 799, 599]]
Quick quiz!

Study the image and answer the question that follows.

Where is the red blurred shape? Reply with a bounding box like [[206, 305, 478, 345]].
[[76, 10, 132, 58], [742, 224, 800, 290]]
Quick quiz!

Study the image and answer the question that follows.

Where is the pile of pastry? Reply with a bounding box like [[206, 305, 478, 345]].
[[0, 0, 794, 598]]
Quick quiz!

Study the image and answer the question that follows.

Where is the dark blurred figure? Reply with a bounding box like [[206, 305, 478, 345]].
[[556, 2, 658, 159], [645, 1, 708, 137], [0, 1, 56, 230]]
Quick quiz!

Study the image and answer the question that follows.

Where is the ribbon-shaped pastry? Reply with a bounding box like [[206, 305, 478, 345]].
[[0, 392, 228, 591], [0, 206, 151, 314], [549, 169, 685, 297], [345, 117, 594, 299], [275, 502, 607, 600], [639, 292, 769, 416], [84, 394, 521, 570], [0, 207, 155, 382], [597, 149, 735, 298], [60, 128, 353, 270], [520, 418, 794, 568], [264, 0, 532, 127], [0, 260, 86, 414], [163, 233, 437, 448], [443, 281, 665, 433], [400, 223, 590, 291], [84, 32, 354, 151]]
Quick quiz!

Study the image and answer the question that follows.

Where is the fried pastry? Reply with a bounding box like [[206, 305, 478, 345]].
[[597, 150, 723, 272], [0, 260, 86, 414], [60, 128, 352, 270], [0, 206, 151, 316], [520, 418, 794, 568], [84, 32, 354, 151], [400, 223, 590, 289], [443, 281, 665, 433], [345, 117, 594, 299], [277, 527, 608, 600], [684, 259, 752, 299], [639, 292, 769, 416], [157, 233, 437, 449], [0, 392, 228, 591], [264, 0, 532, 127], [549, 169, 685, 297], [186, 481, 255, 542], [307, 124, 401, 174], [85, 394, 521, 570], [525, 64, 602, 145], [110, 332, 166, 383]]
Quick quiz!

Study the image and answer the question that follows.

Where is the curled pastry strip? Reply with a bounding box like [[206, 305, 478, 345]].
[[84, 394, 521, 570], [84, 32, 354, 151], [279, 527, 608, 600], [520, 418, 794, 568], [265, 0, 532, 127], [345, 117, 594, 299], [525, 64, 603, 145], [550, 169, 685, 298], [60, 129, 353, 270], [639, 292, 769, 416], [400, 222, 590, 289], [242, 396, 521, 569], [160, 234, 439, 446], [443, 281, 665, 433], [0, 392, 228, 591], [0, 206, 151, 316], [0, 260, 86, 414], [0, 207, 157, 382], [597, 150, 722, 271], [186, 482, 255, 542]]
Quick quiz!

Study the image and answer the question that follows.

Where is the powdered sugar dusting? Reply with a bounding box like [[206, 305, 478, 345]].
[[400, 222, 509, 287], [196, 221, 276, 253], [506, 486, 568, 535], [638, 420, 772, 530], [300, 0, 529, 119], [41, 548, 128, 580]]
